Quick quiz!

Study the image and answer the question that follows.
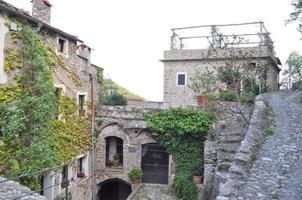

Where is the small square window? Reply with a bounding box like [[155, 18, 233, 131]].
[[250, 63, 256, 68], [177, 73, 186, 86]]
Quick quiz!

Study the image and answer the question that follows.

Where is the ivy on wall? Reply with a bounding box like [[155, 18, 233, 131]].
[[0, 19, 91, 191], [144, 108, 215, 200]]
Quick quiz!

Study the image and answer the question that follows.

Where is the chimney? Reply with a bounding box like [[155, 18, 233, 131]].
[[31, 0, 52, 24]]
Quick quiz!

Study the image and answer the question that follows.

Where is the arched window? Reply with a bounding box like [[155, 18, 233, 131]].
[[105, 136, 123, 167]]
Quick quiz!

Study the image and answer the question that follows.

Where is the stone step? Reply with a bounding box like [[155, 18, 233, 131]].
[[217, 143, 241, 153], [219, 134, 243, 143]]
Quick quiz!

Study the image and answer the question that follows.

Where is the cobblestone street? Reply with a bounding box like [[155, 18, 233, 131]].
[[244, 91, 302, 200]]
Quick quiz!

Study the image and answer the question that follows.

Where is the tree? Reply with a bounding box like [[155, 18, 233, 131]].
[[288, 0, 302, 33], [284, 52, 302, 89]]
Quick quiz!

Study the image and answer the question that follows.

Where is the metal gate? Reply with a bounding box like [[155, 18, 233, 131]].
[[141, 143, 169, 184]]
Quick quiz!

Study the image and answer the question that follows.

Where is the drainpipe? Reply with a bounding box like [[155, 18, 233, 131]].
[[89, 73, 96, 200]]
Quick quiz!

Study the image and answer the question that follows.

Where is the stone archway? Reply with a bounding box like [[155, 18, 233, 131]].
[[97, 178, 132, 200]]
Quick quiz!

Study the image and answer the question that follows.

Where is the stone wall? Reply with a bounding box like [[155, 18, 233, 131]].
[[127, 100, 164, 109], [0, 176, 45, 200], [216, 96, 267, 200], [203, 102, 252, 200], [161, 47, 280, 107]]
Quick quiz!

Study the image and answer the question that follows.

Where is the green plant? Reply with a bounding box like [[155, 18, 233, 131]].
[[0, 25, 92, 191], [192, 166, 203, 176], [0, 27, 57, 190], [218, 67, 241, 86], [128, 169, 143, 180], [173, 171, 197, 200], [239, 91, 256, 104], [264, 127, 274, 137], [102, 92, 127, 106], [144, 108, 215, 200], [189, 70, 216, 95], [219, 90, 238, 102]]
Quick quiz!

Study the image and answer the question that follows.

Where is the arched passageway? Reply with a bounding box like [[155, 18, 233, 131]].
[[97, 179, 132, 200]]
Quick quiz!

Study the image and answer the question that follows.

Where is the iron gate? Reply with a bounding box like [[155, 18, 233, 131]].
[[141, 143, 169, 184]]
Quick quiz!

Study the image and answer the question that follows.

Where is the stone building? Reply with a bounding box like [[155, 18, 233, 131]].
[[161, 22, 282, 107], [94, 102, 175, 199], [0, 0, 100, 199]]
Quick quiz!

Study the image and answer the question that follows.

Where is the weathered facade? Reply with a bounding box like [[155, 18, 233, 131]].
[[0, 0, 101, 199], [162, 23, 281, 107], [95, 105, 175, 198]]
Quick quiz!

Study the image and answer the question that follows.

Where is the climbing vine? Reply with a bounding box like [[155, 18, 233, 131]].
[[4, 48, 21, 72], [52, 95, 91, 163], [0, 20, 91, 191], [0, 26, 58, 190], [144, 108, 215, 200]]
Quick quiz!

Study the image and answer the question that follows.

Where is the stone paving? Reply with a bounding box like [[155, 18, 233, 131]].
[[243, 91, 302, 200], [129, 184, 179, 200]]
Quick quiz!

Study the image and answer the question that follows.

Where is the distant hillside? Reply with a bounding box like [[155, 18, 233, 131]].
[[103, 79, 144, 100]]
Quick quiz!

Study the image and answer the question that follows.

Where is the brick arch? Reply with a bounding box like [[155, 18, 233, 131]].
[[96, 124, 130, 172], [97, 178, 132, 200]]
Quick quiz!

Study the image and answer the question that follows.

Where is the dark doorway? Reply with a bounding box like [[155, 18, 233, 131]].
[[98, 179, 131, 200], [141, 143, 169, 184]]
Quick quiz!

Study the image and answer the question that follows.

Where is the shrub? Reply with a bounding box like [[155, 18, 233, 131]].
[[128, 169, 143, 180], [264, 127, 273, 137], [173, 171, 197, 200], [219, 90, 238, 102], [239, 91, 256, 104], [145, 108, 215, 200], [102, 92, 127, 106]]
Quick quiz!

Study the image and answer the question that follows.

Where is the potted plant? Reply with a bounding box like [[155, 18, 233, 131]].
[[189, 70, 216, 106], [192, 167, 203, 185], [128, 168, 143, 186], [112, 153, 120, 167], [77, 171, 86, 178]]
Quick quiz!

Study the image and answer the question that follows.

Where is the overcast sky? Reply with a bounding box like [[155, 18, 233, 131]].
[[5, 0, 302, 101]]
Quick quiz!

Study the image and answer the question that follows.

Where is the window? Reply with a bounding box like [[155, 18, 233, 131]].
[[54, 87, 63, 120], [77, 157, 85, 178], [177, 73, 186, 86], [39, 176, 44, 195], [57, 37, 68, 56], [78, 94, 86, 116], [250, 62, 256, 68], [58, 38, 65, 53], [105, 137, 123, 167], [61, 165, 69, 188]]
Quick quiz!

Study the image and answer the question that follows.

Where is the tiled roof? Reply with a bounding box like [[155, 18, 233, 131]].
[[0, 0, 83, 42]]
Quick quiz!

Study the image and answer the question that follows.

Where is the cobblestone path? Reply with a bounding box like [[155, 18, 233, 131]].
[[243, 91, 302, 200]]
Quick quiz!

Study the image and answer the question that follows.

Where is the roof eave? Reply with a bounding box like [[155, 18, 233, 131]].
[[0, 3, 83, 43]]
